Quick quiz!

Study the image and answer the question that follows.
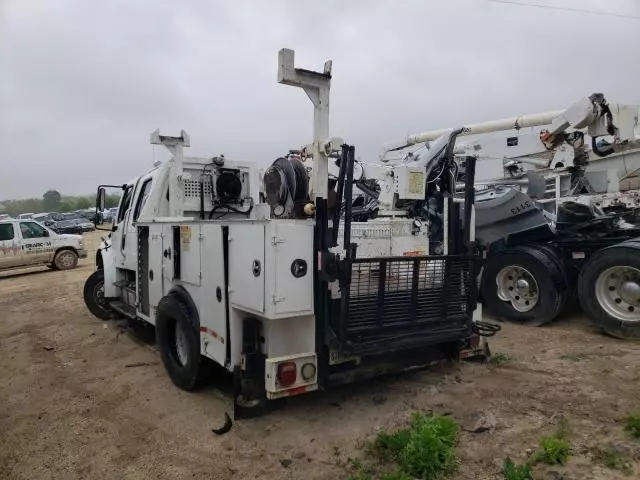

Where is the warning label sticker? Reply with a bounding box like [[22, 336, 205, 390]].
[[181, 225, 191, 252], [408, 171, 425, 195]]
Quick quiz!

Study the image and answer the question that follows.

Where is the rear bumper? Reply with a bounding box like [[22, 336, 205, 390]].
[[78, 248, 88, 259]]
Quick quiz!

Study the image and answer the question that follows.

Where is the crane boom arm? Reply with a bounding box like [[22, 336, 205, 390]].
[[384, 93, 618, 156]]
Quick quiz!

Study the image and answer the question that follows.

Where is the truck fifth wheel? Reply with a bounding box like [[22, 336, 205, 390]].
[[83, 49, 491, 417]]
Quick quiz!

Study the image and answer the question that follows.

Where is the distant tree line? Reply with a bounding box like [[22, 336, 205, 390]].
[[0, 190, 121, 217]]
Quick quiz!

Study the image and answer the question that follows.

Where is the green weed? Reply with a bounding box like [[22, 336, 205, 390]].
[[624, 413, 640, 439], [491, 352, 511, 366], [502, 457, 533, 480], [370, 412, 458, 479], [533, 436, 570, 465]]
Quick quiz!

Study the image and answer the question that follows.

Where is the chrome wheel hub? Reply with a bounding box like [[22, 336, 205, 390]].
[[496, 265, 539, 313], [595, 266, 640, 323]]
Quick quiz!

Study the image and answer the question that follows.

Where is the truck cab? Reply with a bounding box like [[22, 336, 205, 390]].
[[0, 219, 87, 272]]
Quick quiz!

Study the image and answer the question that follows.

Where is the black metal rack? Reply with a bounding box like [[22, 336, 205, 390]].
[[315, 138, 479, 357]]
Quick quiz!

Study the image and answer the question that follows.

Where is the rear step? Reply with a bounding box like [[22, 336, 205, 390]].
[[109, 300, 137, 319]]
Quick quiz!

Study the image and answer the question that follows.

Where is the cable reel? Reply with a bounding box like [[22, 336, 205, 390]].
[[263, 156, 309, 217]]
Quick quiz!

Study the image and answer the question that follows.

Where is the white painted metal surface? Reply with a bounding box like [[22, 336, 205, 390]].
[[178, 224, 202, 286], [265, 221, 314, 317], [228, 223, 265, 314], [278, 48, 332, 200], [199, 223, 228, 366]]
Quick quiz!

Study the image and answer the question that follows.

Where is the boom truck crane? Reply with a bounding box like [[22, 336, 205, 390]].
[[83, 49, 490, 419], [342, 95, 640, 339]]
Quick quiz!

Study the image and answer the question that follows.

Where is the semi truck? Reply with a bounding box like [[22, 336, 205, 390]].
[[345, 95, 640, 338]]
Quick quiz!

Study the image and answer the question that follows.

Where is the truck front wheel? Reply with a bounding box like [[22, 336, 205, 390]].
[[54, 249, 79, 270], [83, 269, 115, 320], [156, 294, 204, 391]]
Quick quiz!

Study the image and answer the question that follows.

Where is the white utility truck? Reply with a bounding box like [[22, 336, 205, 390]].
[[84, 49, 490, 418], [0, 218, 86, 271]]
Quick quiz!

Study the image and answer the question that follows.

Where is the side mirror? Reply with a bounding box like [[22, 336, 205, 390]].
[[97, 187, 106, 212]]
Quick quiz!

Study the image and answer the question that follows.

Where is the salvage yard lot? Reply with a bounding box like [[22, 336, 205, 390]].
[[1, 231, 639, 479]]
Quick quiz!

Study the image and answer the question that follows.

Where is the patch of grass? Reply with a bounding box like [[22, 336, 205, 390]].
[[502, 457, 533, 480], [373, 428, 412, 461], [590, 446, 633, 476], [560, 353, 589, 361], [370, 412, 459, 479], [533, 436, 570, 465], [624, 413, 640, 439], [490, 352, 511, 366]]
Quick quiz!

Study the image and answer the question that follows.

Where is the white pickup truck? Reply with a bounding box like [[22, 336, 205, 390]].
[[0, 219, 87, 272]]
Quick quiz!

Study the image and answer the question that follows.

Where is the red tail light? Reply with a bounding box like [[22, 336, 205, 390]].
[[277, 361, 297, 387]]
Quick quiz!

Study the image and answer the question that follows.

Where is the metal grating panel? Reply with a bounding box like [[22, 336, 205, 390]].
[[331, 255, 476, 351], [183, 178, 213, 199]]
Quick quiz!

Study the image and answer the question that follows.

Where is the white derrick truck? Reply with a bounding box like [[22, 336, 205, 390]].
[[0, 218, 86, 272], [83, 49, 490, 418], [349, 96, 640, 338]]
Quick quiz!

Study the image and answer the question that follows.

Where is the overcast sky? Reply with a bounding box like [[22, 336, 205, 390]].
[[1, 0, 639, 200]]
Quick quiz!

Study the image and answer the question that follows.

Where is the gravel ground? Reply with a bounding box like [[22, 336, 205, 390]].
[[1, 231, 639, 479]]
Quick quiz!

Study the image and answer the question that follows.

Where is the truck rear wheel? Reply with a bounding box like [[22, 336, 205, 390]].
[[83, 269, 115, 320], [156, 294, 204, 391], [482, 246, 566, 325], [578, 244, 640, 339], [54, 249, 78, 270]]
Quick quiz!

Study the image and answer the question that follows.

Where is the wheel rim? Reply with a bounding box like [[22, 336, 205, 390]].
[[495, 265, 539, 313], [93, 279, 109, 311], [595, 266, 640, 323], [59, 251, 75, 268], [174, 321, 189, 367]]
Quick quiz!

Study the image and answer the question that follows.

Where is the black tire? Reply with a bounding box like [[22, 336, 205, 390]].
[[482, 245, 567, 326], [155, 293, 204, 391], [83, 269, 115, 320], [54, 249, 78, 270], [534, 244, 579, 315], [578, 243, 640, 339]]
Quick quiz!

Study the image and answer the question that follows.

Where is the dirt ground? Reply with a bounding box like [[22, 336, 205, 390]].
[[1, 231, 640, 480]]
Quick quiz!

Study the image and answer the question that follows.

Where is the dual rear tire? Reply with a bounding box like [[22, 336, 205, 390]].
[[578, 242, 640, 339], [482, 242, 640, 339], [481, 245, 570, 326]]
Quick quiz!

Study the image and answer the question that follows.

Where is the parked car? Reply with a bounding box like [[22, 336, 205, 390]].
[[50, 218, 95, 234], [17, 213, 35, 219], [32, 212, 54, 224], [0, 219, 86, 271], [102, 207, 118, 223]]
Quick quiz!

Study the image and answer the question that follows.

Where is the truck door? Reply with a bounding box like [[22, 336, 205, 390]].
[[122, 177, 152, 271], [112, 184, 135, 269], [0, 223, 23, 268], [18, 221, 54, 265]]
